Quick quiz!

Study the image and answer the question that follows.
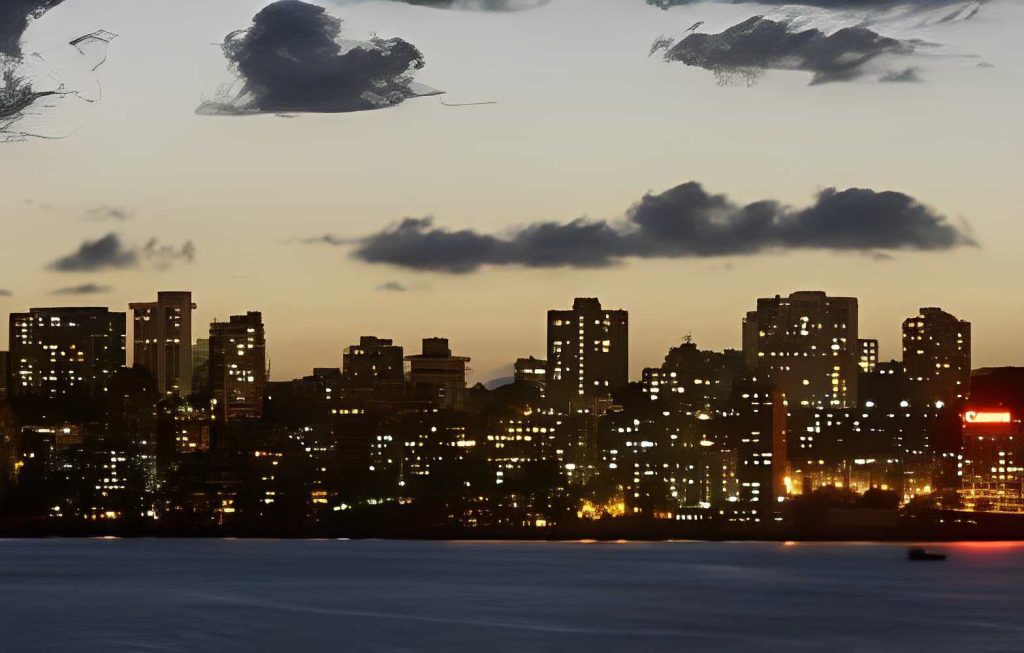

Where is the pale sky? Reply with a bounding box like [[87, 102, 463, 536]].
[[1, 0, 1022, 382]]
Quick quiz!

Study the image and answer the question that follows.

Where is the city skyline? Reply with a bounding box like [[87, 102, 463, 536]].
[[0, 288, 995, 387], [2, 0, 1022, 385]]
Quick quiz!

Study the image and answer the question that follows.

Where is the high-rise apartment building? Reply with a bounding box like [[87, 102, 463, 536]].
[[902, 307, 971, 406], [342, 336, 405, 399], [209, 312, 266, 421], [546, 298, 628, 409], [406, 338, 469, 410], [742, 291, 859, 408], [129, 291, 196, 396], [8, 307, 126, 399]]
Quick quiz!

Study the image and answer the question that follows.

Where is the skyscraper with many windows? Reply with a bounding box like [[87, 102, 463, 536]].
[[8, 307, 126, 399], [209, 312, 266, 421], [546, 298, 628, 409], [129, 291, 196, 396], [902, 307, 971, 406], [742, 291, 859, 408]]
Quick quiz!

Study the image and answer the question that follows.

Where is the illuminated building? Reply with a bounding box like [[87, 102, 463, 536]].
[[129, 291, 196, 397], [742, 291, 859, 408], [514, 357, 547, 395], [546, 298, 628, 410], [406, 338, 470, 410], [902, 307, 971, 407], [960, 408, 1024, 512], [723, 380, 788, 522], [209, 312, 266, 421], [342, 336, 405, 400], [858, 339, 878, 373], [8, 307, 126, 399]]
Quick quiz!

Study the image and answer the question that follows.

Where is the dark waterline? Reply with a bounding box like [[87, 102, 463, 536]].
[[2, 539, 1022, 652]]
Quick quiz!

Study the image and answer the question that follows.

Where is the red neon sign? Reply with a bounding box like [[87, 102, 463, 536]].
[[963, 411, 1012, 424]]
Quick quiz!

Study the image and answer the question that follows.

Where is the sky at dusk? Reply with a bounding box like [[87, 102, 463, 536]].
[[1, 0, 1022, 383]]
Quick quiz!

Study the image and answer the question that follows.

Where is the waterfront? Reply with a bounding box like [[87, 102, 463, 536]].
[[2, 539, 1023, 652]]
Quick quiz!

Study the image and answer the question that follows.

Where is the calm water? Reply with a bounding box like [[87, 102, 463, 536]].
[[1, 539, 1022, 652]]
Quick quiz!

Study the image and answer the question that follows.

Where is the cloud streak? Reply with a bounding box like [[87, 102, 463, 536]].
[[87, 206, 134, 221], [51, 283, 112, 296], [319, 182, 974, 273], [48, 233, 196, 272], [199, 0, 437, 116]]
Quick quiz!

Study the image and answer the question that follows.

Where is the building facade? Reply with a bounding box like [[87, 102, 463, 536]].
[[902, 307, 971, 407], [546, 298, 628, 409], [209, 312, 267, 421], [742, 291, 859, 408], [129, 291, 196, 397], [342, 336, 405, 399], [8, 307, 126, 399], [405, 338, 470, 410]]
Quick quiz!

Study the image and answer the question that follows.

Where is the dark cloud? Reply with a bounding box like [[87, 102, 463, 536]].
[[198, 0, 437, 116], [87, 206, 134, 221], [377, 281, 408, 292], [382, 0, 547, 10], [655, 17, 915, 85], [647, 0, 978, 10], [334, 182, 974, 273], [0, 0, 65, 58], [51, 282, 111, 296], [48, 233, 196, 272], [0, 289, 12, 297]]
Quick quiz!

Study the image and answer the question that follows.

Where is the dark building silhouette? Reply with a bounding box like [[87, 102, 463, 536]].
[[342, 336, 405, 399], [546, 298, 628, 409], [8, 307, 126, 399], [209, 312, 266, 421], [191, 338, 210, 397], [130, 291, 196, 397], [0, 350, 9, 398], [743, 291, 859, 408], [902, 307, 971, 407], [406, 338, 470, 410]]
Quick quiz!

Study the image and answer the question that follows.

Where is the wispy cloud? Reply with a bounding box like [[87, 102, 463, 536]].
[[51, 282, 111, 296], [48, 233, 196, 272]]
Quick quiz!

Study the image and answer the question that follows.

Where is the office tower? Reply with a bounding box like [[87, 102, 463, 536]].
[[8, 307, 126, 399], [902, 307, 971, 407], [742, 291, 859, 408], [209, 312, 266, 421], [129, 291, 196, 396], [514, 357, 547, 394], [342, 336, 405, 399], [191, 338, 210, 396], [858, 338, 879, 373], [405, 338, 470, 410], [546, 298, 628, 409]]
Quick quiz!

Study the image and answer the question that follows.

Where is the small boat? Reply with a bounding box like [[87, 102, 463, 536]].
[[907, 548, 947, 561]]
